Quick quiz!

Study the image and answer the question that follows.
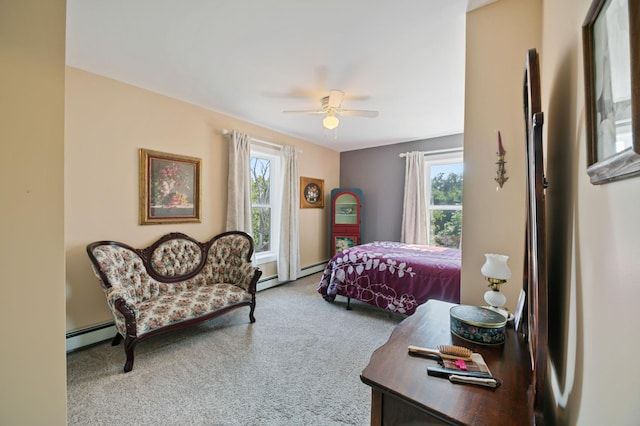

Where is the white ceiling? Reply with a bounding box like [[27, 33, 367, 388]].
[[66, 1, 491, 152]]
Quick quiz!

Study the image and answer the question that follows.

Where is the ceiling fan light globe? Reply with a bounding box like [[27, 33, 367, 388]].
[[323, 115, 339, 130]]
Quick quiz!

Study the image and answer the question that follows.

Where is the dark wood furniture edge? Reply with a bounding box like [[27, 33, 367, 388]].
[[370, 390, 382, 426], [523, 48, 548, 424]]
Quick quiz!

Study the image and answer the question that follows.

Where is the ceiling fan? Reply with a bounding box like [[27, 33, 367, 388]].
[[283, 90, 379, 130]]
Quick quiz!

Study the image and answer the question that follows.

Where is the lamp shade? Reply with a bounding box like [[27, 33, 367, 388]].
[[480, 253, 511, 280], [322, 115, 339, 130]]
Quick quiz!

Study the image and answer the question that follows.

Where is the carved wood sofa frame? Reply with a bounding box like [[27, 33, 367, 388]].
[[86, 231, 262, 372]]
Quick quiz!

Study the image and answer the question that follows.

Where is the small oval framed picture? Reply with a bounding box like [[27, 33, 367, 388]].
[[300, 177, 324, 208]]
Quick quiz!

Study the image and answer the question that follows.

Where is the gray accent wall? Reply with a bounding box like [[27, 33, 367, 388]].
[[339, 134, 464, 244]]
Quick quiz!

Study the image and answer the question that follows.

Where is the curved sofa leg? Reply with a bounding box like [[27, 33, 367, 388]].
[[111, 333, 123, 346], [123, 338, 136, 373], [249, 302, 256, 323]]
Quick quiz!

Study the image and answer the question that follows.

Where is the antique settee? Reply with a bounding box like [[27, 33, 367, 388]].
[[86, 231, 261, 372]]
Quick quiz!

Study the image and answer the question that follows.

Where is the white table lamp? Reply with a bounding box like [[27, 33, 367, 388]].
[[481, 253, 512, 319]]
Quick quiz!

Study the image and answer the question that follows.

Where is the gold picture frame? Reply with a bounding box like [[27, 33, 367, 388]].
[[300, 176, 324, 208], [139, 149, 202, 225]]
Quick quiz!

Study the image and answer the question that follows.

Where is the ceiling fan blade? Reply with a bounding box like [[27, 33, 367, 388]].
[[328, 90, 344, 109], [283, 110, 325, 115], [343, 94, 370, 101], [338, 109, 379, 118]]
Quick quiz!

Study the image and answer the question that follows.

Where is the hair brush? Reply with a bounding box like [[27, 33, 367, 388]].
[[407, 344, 473, 361]]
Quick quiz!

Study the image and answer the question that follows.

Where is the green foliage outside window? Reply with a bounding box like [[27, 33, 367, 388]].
[[430, 171, 463, 249], [250, 157, 271, 253]]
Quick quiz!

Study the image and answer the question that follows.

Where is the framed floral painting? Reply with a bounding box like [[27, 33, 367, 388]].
[[139, 149, 202, 224], [300, 176, 324, 208]]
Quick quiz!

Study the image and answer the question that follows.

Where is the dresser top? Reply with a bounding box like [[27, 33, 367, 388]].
[[360, 300, 534, 425]]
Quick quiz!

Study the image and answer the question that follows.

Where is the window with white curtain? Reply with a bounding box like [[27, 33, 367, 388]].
[[424, 151, 463, 248], [250, 144, 281, 264]]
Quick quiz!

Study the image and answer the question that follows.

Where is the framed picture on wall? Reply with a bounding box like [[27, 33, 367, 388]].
[[300, 176, 324, 208], [582, 0, 639, 184], [139, 149, 202, 224]]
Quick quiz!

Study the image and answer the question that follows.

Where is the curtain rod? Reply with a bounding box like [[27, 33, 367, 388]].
[[399, 147, 463, 157], [221, 129, 302, 153]]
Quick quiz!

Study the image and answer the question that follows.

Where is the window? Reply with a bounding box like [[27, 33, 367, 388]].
[[424, 151, 463, 248], [250, 145, 281, 264]]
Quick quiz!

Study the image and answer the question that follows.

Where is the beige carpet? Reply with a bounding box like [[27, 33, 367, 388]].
[[67, 272, 405, 425]]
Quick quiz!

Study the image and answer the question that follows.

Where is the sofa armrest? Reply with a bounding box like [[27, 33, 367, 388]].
[[234, 263, 261, 294], [104, 288, 139, 337], [105, 287, 137, 310], [207, 231, 261, 293], [111, 297, 138, 338], [88, 244, 155, 302]]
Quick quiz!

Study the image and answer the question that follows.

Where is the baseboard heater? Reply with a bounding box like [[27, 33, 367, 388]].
[[66, 322, 116, 353], [66, 262, 328, 352], [256, 261, 326, 291]]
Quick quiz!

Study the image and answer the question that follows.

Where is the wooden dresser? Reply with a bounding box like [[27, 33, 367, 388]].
[[360, 300, 533, 425]]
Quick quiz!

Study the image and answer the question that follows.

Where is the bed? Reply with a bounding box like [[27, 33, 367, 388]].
[[317, 241, 461, 315]]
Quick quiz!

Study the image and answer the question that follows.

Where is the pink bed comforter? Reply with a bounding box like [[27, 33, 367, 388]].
[[317, 241, 461, 315]]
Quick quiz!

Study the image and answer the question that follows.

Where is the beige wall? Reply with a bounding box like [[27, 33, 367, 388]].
[[65, 67, 339, 332], [466, 0, 640, 423], [0, 0, 67, 424], [542, 0, 640, 424], [461, 0, 542, 311]]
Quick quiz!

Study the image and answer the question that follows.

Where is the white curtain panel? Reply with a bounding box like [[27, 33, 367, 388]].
[[225, 130, 253, 233], [277, 145, 300, 281], [401, 151, 428, 244]]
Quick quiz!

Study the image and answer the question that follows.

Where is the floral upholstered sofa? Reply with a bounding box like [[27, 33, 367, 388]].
[[86, 231, 261, 372]]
